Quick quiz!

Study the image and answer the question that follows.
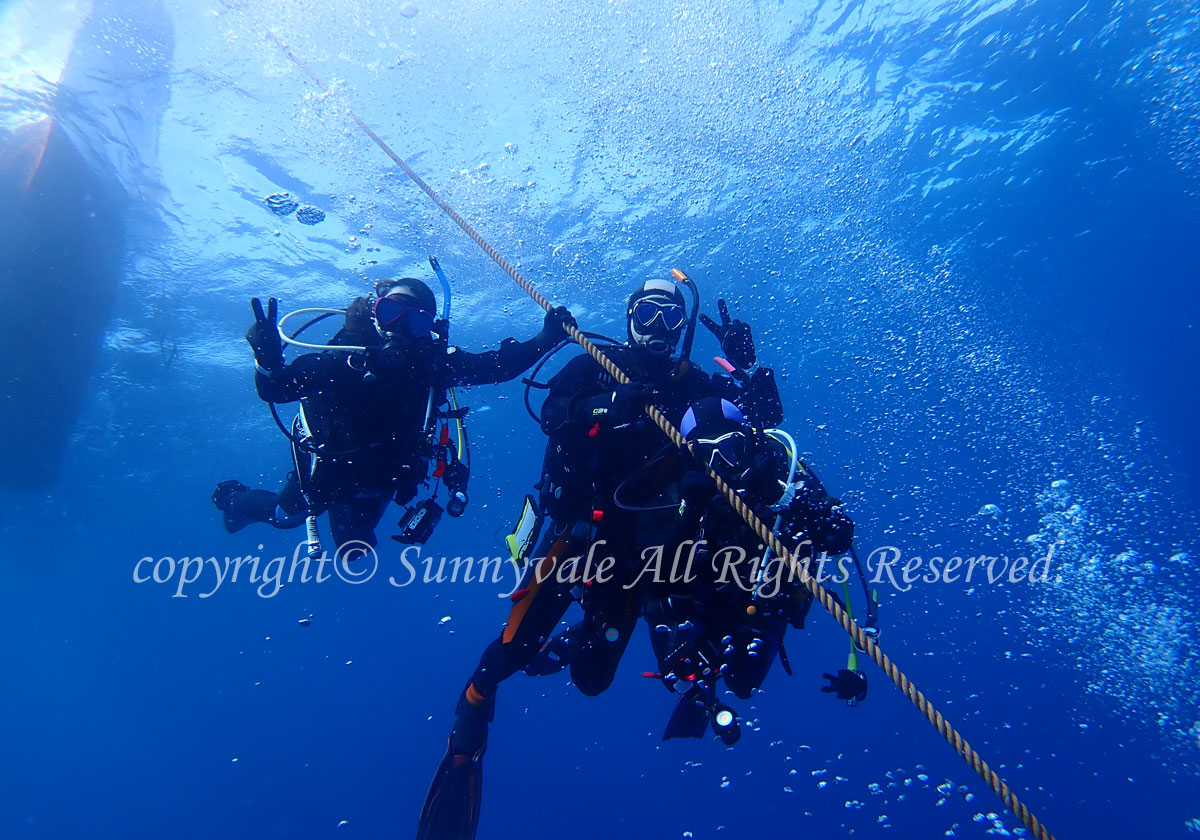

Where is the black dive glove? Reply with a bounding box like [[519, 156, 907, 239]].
[[535, 305, 577, 351], [700, 298, 756, 369], [822, 669, 868, 705], [741, 366, 783, 428], [741, 450, 782, 499], [575, 382, 657, 425], [247, 297, 285, 373]]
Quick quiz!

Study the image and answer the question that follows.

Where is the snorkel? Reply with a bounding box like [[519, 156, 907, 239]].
[[429, 255, 452, 321], [670, 268, 700, 364], [426, 256, 471, 518]]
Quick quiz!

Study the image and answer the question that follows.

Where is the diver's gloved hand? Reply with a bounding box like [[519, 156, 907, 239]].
[[523, 623, 578, 677], [741, 450, 781, 498], [611, 381, 658, 419], [740, 366, 782, 428], [535, 305, 578, 350], [247, 297, 284, 373], [575, 382, 658, 425], [822, 669, 868, 705], [700, 298, 756, 369]]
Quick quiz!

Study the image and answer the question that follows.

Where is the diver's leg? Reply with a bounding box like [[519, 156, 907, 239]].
[[212, 474, 307, 534], [326, 492, 390, 549], [457, 530, 580, 720], [643, 592, 678, 669], [647, 595, 712, 739], [418, 531, 580, 840], [724, 616, 785, 700], [570, 561, 643, 697]]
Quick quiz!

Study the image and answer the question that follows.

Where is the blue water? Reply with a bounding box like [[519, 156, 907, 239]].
[[2, 0, 1198, 837]]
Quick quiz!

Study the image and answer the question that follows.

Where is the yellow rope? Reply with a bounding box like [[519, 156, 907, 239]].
[[263, 31, 1056, 840]]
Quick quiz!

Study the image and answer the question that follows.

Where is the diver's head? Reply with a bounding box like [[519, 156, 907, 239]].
[[373, 278, 436, 341], [627, 278, 687, 356], [681, 397, 751, 480]]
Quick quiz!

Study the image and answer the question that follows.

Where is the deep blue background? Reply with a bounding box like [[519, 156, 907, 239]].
[[1, 0, 1197, 838]]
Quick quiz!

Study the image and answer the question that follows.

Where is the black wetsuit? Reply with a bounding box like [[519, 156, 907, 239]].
[[461, 346, 741, 705], [418, 345, 784, 840], [646, 437, 854, 703], [223, 304, 549, 547]]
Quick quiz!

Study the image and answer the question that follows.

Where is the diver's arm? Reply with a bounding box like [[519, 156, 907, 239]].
[[699, 298, 782, 427], [445, 306, 576, 387], [741, 367, 783, 428], [707, 367, 783, 430], [244, 295, 326, 404], [444, 338, 543, 387], [253, 353, 328, 404]]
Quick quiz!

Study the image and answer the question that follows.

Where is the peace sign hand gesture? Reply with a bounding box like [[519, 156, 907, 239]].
[[246, 296, 284, 372], [699, 298, 756, 369]]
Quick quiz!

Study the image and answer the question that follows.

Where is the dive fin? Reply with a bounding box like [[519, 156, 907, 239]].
[[212, 481, 275, 534], [416, 736, 485, 840], [662, 693, 709, 741], [212, 480, 245, 511], [777, 639, 794, 676]]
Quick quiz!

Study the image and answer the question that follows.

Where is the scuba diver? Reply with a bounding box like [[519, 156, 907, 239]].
[[212, 263, 575, 549], [416, 272, 782, 840], [644, 396, 872, 747]]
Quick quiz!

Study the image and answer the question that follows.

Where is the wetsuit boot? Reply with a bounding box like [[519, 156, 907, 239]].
[[212, 480, 279, 534], [416, 684, 493, 840]]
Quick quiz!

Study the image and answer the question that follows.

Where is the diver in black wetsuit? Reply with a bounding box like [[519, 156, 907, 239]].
[[212, 278, 574, 548], [416, 277, 782, 840], [645, 396, 863, 746]]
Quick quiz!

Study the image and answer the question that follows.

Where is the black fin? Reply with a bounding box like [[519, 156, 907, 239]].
[[416, 736, 485, 840], [663, 694, 709, 740]]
